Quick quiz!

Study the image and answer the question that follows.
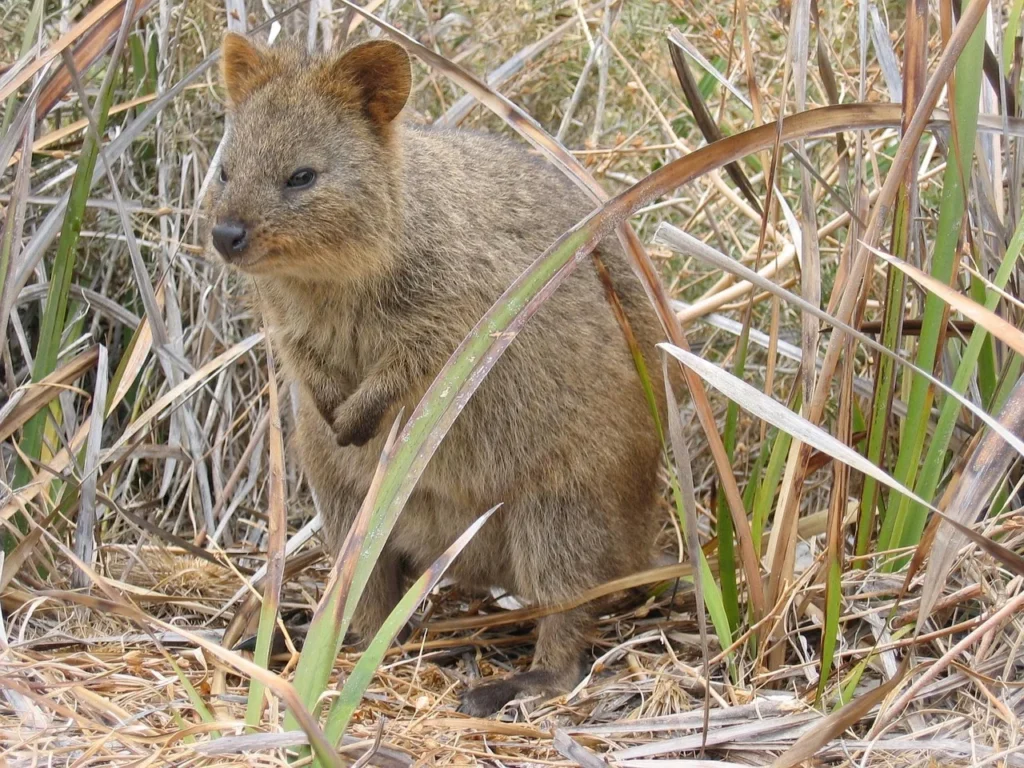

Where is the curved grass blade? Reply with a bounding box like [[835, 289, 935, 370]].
[[437, 9, 584, 127], [664, 339, 1021, 619], [426, 558, 700, 632], [284, 100, 919, 729]]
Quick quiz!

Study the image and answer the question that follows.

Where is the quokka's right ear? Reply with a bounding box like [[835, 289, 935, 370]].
[[221, 32, 277, 106]]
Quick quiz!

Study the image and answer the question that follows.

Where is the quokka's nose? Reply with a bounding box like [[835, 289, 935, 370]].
[[212, 220, 249, 258]]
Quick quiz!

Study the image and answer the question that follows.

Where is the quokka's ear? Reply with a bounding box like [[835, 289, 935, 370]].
[[221, 32, 277, 106], [327, 40, 411, 128]]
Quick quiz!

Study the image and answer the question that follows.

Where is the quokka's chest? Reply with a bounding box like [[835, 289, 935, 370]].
[[272, 308, 382, 386]]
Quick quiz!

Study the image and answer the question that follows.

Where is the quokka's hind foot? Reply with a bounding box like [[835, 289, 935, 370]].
[[457, 608, 589, 717], [458, 668, 576, 716]]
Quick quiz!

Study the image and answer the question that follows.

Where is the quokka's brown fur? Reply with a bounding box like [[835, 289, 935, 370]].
[[207, 32, 668, 716]]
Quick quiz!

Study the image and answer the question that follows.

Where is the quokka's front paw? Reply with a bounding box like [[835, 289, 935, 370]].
[[331, 399, 382, 447]]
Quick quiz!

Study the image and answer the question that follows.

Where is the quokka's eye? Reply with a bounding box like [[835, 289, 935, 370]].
[[286, 168, 317, 189], [219, 164, 228, 183]]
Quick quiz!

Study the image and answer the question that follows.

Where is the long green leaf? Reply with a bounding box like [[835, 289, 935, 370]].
[[901, 215, 1024, 547], [11, 1, 134, 546], [879, 2, 986, 556]]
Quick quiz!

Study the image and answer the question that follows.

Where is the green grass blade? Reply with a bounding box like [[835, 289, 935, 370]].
[[991, 353, 1024, 412], [900, 214, 1024, 545], [11, 25, 127, 545], [857, 211, 908, 563], [816, 549, 842, 702], [167, 654, 219, 736], [878, 5, 986, 557], [716, 328, 751, 633], [968, 250, 998, 408], [751, 394, 798, 553]]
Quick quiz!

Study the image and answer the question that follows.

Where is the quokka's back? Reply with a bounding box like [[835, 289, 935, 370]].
[[206, 32, 668, 715]]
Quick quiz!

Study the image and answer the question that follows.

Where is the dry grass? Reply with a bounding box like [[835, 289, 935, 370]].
[[2, 0, 1023, 765]]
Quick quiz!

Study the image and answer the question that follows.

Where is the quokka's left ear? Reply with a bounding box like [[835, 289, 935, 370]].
[[321, 40, 412, 128]]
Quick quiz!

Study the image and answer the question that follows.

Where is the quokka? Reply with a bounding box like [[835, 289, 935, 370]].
[[206, 32, 667, 715]]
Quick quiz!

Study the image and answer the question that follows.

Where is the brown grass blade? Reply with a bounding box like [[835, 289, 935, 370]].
[[0, 345, 99, 443], [0, 510, 57, 592], [873, 590, 1024, 735], [1, 286, 157, 525], [0, 0, 126, 103], [34, 0, 155, 119], [552, 731, 608, 768], [770, 659, 909, 768], [918, 377, 1024, 628], [426, 559, 698, 632], [931, 509, 1024, 577]]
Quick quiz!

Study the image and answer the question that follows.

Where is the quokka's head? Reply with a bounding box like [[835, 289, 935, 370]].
[[205, 34, 411, 280]]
